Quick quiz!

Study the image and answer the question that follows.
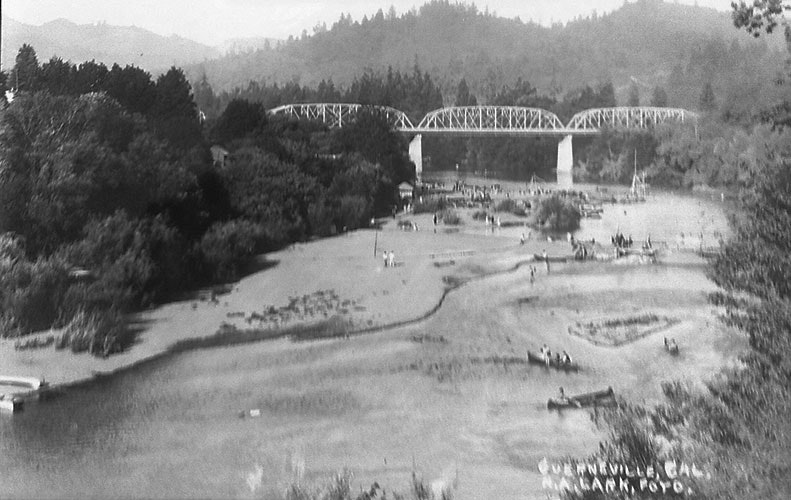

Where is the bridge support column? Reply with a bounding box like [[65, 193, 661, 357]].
[[409, 134, 423, 184], [556, 134, 573, 189]]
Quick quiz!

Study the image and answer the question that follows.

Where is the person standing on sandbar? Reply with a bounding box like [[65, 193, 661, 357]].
[[542, 249, 550, 274]]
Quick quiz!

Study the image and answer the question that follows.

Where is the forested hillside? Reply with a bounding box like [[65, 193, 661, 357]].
[[186, 0, 785, 116]]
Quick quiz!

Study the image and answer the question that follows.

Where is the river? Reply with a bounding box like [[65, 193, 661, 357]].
[[0, 183, 739, 499]]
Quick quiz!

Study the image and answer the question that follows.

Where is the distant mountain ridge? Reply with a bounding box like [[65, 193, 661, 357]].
[[1, 17, 220, 74], [2, 0, 787, 117]]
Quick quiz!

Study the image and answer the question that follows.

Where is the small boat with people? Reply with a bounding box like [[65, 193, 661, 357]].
[[547, 386, 615, 410], [664, 337, 680, 356], [527, 350, 580, 372]]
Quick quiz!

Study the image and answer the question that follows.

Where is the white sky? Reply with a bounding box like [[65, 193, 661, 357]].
[[4, 0, 732, 46]]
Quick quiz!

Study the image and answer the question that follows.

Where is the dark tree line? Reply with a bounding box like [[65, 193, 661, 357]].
[[0, 45, 413, 354], [193, 64, 443, 124]]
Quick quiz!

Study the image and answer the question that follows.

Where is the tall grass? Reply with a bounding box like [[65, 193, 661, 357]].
[[262, 468, 447, 500], [438, 209, 462, 225], [56, 308, 129, 356]]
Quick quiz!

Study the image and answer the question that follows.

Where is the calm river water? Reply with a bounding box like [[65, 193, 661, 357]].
[[0, 182, 733, 499]]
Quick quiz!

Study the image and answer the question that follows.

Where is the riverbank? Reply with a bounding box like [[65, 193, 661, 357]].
[[0, 212, 569, 389]]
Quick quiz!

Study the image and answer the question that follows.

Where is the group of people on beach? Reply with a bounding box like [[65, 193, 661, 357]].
[[539, 343, 573, 366], [664, 337, 679, 354], [612, 231, 633, 249], [382, 250, 396, 268]]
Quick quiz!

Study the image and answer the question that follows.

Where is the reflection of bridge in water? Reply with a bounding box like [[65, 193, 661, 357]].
[[268, 104, 697, 187]]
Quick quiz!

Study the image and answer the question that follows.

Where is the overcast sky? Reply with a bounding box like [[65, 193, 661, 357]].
[[5, 0, 732, 46]]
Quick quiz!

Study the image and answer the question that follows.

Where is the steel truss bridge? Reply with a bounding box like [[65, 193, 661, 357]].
[[267, 103, 697, 186], [268, 103, 696, 135]]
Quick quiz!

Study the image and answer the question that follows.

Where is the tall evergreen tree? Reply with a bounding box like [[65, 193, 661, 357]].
[[454, 78, 477, 106], [104, 64, 156, 115], [699, 81, 717, 112], [11, 44, 40, 92], [73, 60, 108, 94], [650, 85, 668, 107], [150, 67, 201, 149], [627, 81, 640, 106], [39, 57, 75, 95]]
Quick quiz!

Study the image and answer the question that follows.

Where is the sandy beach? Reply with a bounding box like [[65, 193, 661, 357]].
[[0, 189, 746, 499], [0, 210, 565, 387]]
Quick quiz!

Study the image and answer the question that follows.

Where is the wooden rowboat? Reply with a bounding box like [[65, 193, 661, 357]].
[[533, 254, 569, 263], [527, 351, 581, 372], [547, 386, 615, 410]]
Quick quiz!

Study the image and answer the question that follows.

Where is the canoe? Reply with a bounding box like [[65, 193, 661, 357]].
[[0, 376, 50, 401], [527, 351, 581, 372], [533, 254, 569, 263], [547, 386, 615, 410], [0, 376, 48, 390]]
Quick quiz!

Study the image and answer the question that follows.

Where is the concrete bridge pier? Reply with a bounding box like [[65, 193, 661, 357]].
[[409, 134, 423, 184], [557, 134, 573, 189]]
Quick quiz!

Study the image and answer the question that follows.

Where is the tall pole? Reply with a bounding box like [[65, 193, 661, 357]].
[[373, 228, 378, 258]]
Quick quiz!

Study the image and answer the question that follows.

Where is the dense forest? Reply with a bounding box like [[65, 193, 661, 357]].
[[185, 0, 785, 115], [178, 0, 791, 183], [0, 45, 413, 353]]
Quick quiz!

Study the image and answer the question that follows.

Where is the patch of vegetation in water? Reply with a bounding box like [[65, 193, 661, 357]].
[[410, 333, 448, 344], [170, 315, 354, 352], [569, 313, 679, 346]]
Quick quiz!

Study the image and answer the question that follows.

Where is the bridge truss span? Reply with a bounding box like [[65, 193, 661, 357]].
[[268, 103, 415, 130], [414, 106, 567, 135], [566, 106, 698, 133]]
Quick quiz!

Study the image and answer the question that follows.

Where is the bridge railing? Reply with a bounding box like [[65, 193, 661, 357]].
[[267, 103, 697, 135], [414, 106, 566, 134], [565, 106, 697, 132], [268, 103, 415, 129]]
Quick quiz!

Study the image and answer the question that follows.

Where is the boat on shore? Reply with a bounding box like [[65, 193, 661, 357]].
[[0, 376, 51, 411], [0, 376, 49, 390], [527, 350, 581, 372], [547, 386, 615, 410], [0, 394, 24, 413]]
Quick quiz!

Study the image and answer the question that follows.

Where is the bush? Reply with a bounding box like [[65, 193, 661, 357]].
[[440, 209, 462, 225], [60, 212, 188, 312], [531, 195, 581, 231], [58, 308, 129, 356], [198, 219, 264, 281], [335, 194, 370, 231], [494, 198, 517, 213], [0, 253, 71, 335], [495, 198, 527, 217], [413, 196, 447, 214], [472, 210, 488, 221]]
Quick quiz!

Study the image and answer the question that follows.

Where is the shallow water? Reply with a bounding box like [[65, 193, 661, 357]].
[[0, 188, 739, 499], [424, 172, 731, 249]]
